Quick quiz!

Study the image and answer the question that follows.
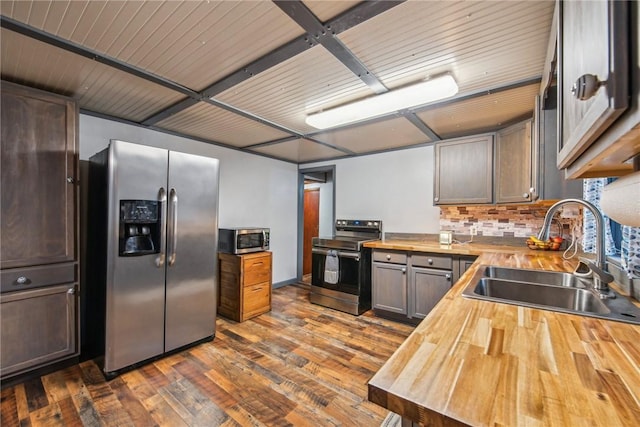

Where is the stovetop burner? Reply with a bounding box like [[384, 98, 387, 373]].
[[312, 219, 382, 251], [312, 236, 379, 251]]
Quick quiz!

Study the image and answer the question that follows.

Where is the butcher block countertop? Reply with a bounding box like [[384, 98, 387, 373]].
[[365, 240, 640, 426]]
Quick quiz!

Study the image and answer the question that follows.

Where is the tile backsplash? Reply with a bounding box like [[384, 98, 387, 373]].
[[440, 202, 582, 239]]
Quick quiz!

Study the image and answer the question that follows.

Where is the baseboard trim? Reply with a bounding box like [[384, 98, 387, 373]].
[[273, 278, 298, 289]]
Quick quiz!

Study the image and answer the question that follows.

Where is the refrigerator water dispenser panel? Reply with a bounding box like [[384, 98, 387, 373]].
[[119, 200, 160, 256]]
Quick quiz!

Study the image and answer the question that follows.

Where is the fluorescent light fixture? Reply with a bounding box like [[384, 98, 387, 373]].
[[305, 74, 458, 129]]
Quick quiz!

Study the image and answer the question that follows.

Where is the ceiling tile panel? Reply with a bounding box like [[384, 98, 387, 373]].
[[1, 29, 184, 122], [250, 139, 346, 163], [416, 84, 540, 139], [1, 1, 306, 91], [1, 0, 556, 163], [155, 102, 292, 148], [215, 45, 373, 133], [312, 117, 431, 154], [337, 0, 553, 91]]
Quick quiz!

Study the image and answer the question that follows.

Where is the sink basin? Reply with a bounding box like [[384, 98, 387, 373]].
[[472, 278, 609, 314], [483, 266, 584, 288], [462, 265, 640, 324]]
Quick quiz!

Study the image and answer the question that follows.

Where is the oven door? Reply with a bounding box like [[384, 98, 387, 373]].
[[311, 247, 362, 295]]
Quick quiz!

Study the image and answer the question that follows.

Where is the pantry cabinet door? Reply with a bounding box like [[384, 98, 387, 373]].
[[1, 82, 77, 269]]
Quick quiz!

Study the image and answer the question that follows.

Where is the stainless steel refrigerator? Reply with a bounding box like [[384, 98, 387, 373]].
[[85, 140, 219, 377]]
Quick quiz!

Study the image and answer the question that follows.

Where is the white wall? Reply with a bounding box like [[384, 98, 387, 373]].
[[301, 146, 441, 234], [79, 114, 299, 283]]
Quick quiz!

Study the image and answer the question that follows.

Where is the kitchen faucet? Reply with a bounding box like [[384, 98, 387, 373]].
[[538, 198, 615, 299]]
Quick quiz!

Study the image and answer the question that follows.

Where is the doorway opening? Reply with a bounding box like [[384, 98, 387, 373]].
[[298, 166, 335, 283]]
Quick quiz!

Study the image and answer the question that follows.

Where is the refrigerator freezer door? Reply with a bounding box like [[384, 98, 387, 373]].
[[165, 151, 219, 352], [105, 141, 168, 372]]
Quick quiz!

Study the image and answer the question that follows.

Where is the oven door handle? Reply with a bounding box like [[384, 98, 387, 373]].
[[337, 251, 360, 260], [312, 247, 360, 261]]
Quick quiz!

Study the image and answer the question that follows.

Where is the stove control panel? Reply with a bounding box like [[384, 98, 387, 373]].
[[335, 219, 382, 231]]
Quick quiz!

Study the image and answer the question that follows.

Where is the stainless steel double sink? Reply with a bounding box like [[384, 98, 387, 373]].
[[462, 266, 640, 324]]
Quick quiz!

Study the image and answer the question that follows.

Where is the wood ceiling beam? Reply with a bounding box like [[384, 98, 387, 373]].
[[273, 0, 388, 94], [143, 0, 404, 125], [244, 135, 357, 156], [0, 16, 201, 100]]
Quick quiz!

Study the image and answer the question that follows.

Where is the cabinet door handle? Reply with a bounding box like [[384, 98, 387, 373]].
[[445, 274, 452, 281], [401, 268, 406, 274], [571, 74, 605, 100], [66, 176, 75, 183], [523, 192, 530, 199], [16, 276, 29, 285], [434, 197, 439, 202], [67, 288, 75, 294]]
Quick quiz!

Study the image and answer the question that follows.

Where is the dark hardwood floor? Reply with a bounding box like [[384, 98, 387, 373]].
[[1, 284, 414, 426]]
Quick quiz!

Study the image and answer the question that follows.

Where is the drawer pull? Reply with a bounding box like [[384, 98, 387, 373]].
[[16, 276, 30, 285], [428, 258, 433, 265], [386, 255, 391, 260]]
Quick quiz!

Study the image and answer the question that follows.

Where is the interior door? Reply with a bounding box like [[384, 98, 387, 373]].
[[303, 189, 320, 276], [165, 151, 219, 352]]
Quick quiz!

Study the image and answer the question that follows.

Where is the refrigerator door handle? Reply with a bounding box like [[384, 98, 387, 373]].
[[156, 187, 167, 267], [168, 188, 178, 266]]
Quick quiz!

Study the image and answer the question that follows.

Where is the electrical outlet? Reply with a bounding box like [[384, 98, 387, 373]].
[[560, 205, 581, 218], [470, 226, 478, 236]]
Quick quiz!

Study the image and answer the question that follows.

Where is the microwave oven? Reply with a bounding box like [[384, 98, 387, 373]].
[[218, 227, 270, 254]]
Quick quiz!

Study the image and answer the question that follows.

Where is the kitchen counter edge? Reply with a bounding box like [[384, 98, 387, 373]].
[[366, 239, 640, 427]]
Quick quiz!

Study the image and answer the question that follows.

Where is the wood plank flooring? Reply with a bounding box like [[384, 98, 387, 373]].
[[1, 284, 414, 426]]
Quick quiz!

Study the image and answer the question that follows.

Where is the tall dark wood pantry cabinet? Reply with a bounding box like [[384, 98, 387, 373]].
[[0, 81, 79, 379]]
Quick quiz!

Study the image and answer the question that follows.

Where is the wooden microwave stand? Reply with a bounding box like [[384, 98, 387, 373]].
[[218, 251, 272, 322]]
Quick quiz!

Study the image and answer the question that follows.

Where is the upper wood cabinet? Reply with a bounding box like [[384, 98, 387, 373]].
[[495, 120, 535, 204], [434, 134, 494, 205], [434, 112, 581, 206], [558, 0, 640, 178], [1, 81, 78, 269]]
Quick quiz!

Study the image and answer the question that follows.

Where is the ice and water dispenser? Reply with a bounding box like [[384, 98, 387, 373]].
[[119, 200, 161, 256]]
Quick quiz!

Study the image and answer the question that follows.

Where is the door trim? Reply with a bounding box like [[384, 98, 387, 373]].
[[297, 165, 336, 281]]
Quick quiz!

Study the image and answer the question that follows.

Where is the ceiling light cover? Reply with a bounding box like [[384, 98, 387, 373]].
[[306, 74, 459, 129]]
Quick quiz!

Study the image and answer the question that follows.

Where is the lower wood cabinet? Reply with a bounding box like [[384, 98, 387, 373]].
[[372, 261, 408, 315], [372, 250, 453, 324], [0, 283, 78, 377], [410, 267, 452, 320], [453, 255, 478, 284], [218, 251, 272, 322]]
